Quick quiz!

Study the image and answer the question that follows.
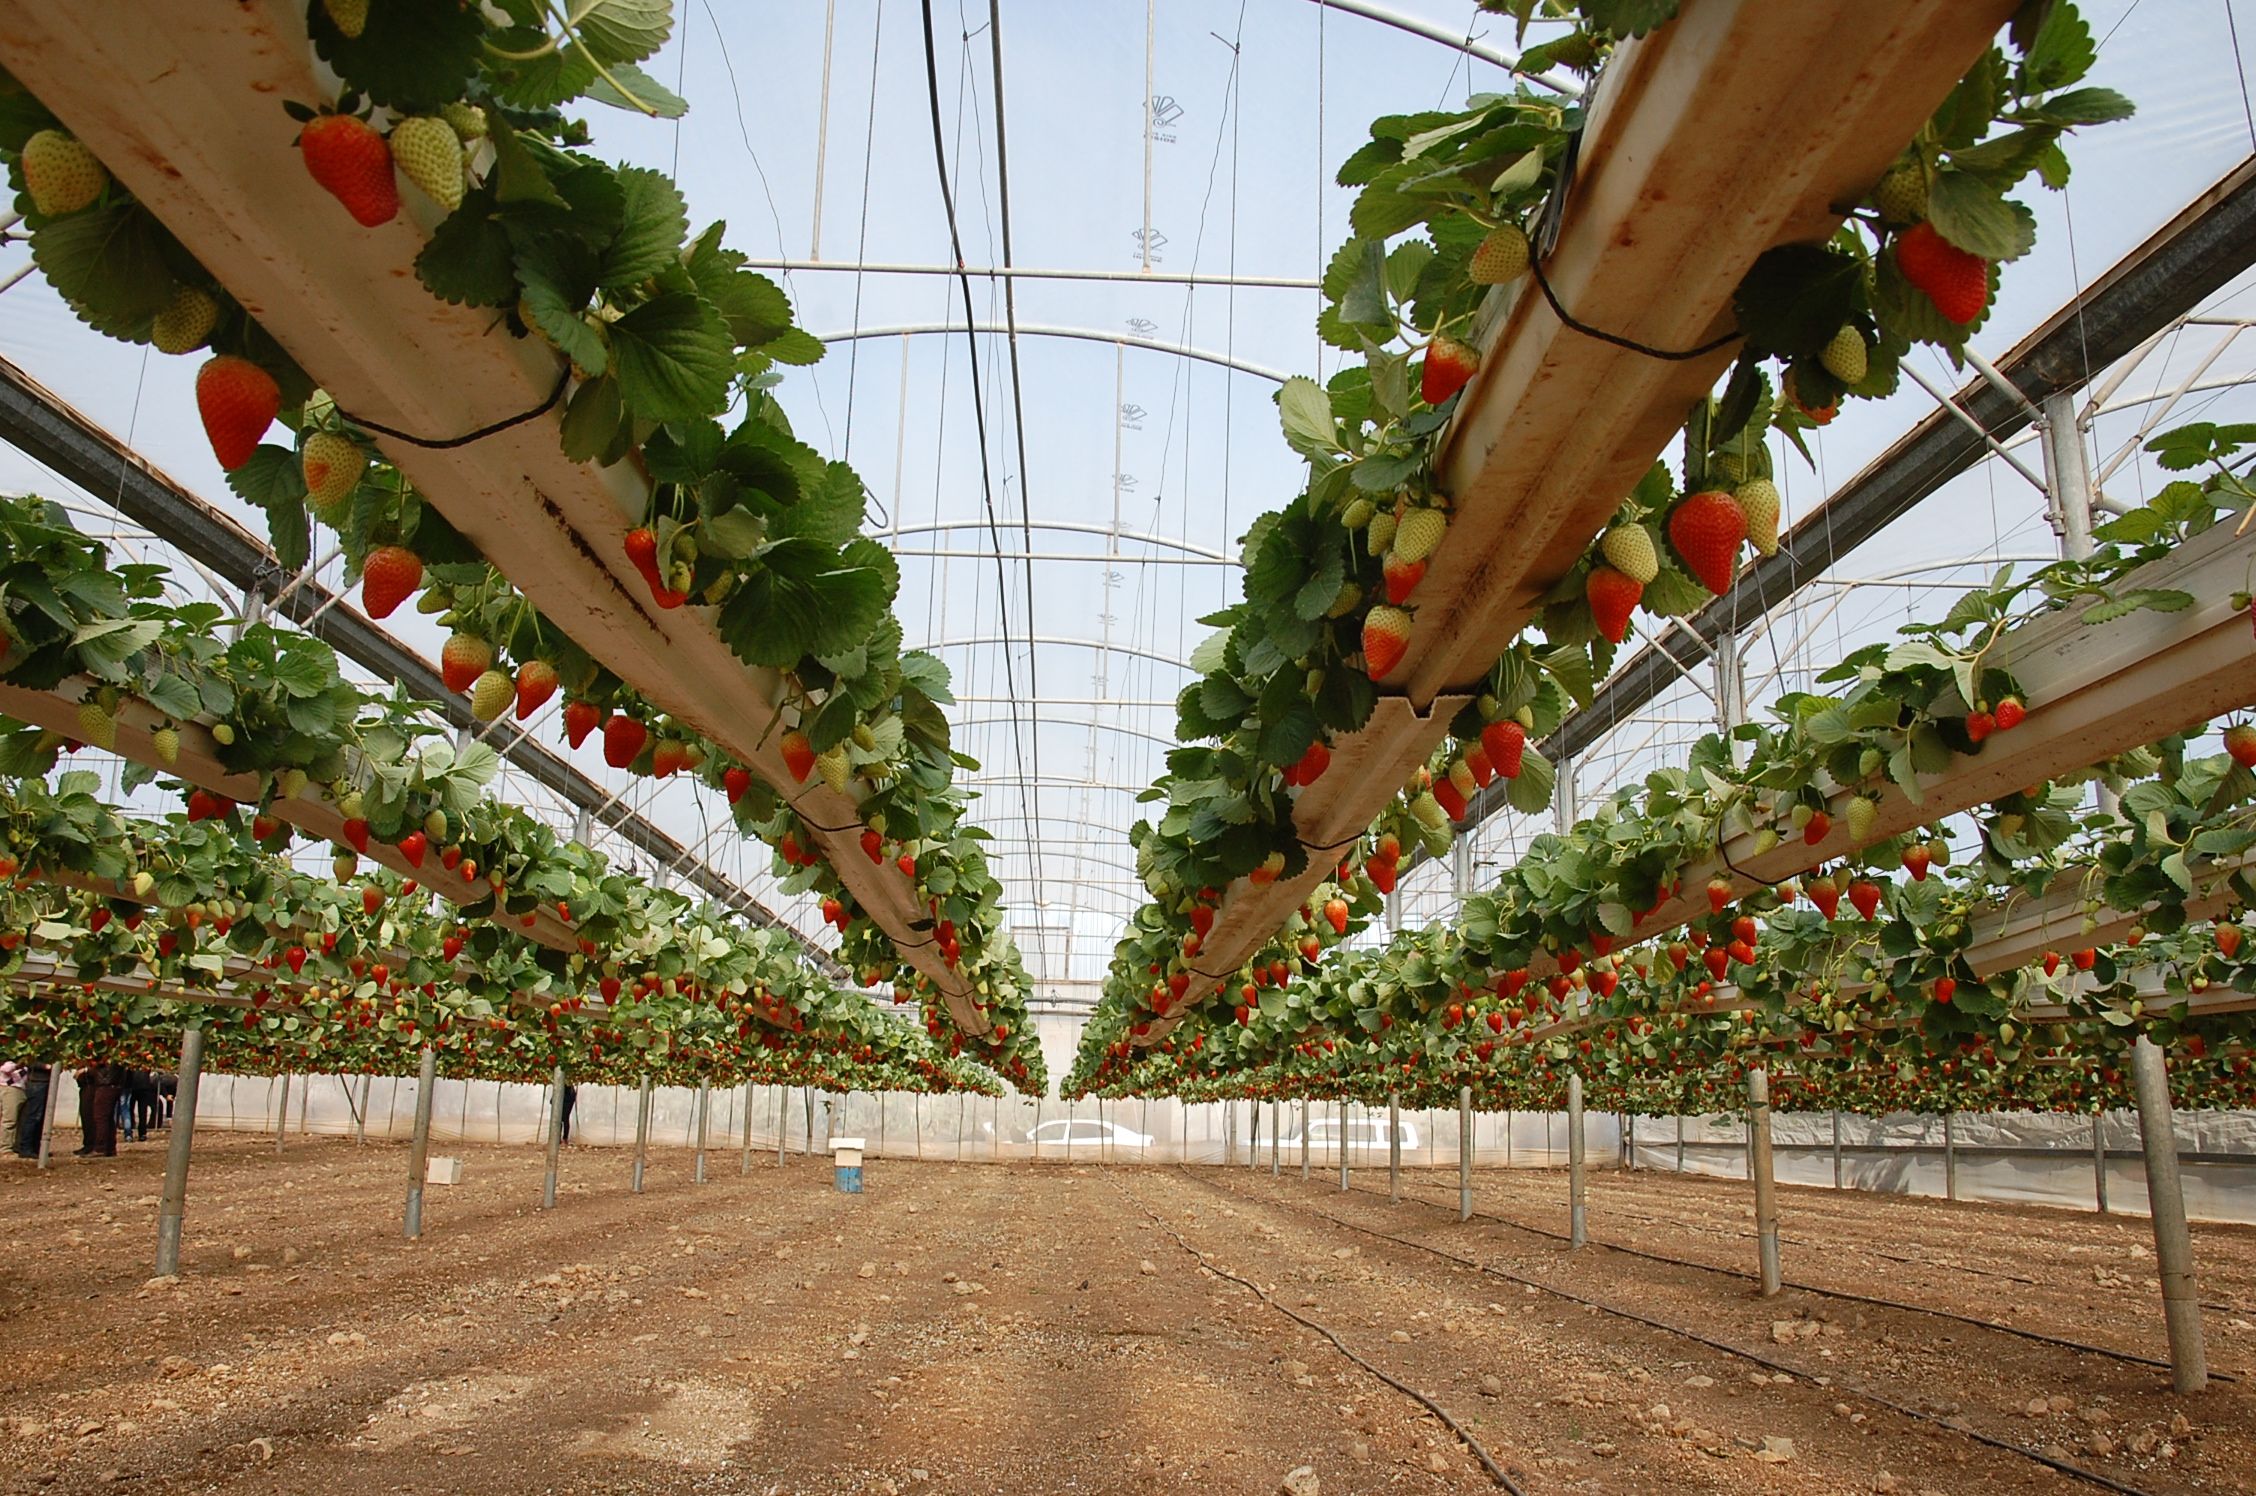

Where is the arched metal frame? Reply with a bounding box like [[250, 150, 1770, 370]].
[[815, 324, 1293, 384], [914, 634, 1197, 675]]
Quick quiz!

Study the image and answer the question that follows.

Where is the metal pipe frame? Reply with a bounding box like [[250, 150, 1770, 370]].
[[885, 516, 1233, 561], [812, 324, 1293, 383], [153, 1024, 203, 1276]]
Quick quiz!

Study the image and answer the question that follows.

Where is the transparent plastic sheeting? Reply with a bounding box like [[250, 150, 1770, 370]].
[[32, 1068, 2256, 1223], [1628, 1109, 2256, 1225]]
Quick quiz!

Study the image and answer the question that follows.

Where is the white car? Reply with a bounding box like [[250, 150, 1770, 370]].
[[1025, 1118, 1152, 1152], [1276, 1117, 1419, 1154]]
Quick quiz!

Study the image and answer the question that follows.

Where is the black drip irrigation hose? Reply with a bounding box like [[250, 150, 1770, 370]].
[[1106, 1175, 1525, 1494], [1191, 1171, 2162, 1496], [1367, 1175, 2241, 1384]]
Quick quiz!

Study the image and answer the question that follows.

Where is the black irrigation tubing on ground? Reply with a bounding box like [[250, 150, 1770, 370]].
[[1105, 1174, 1525, 1495], [1191, 1171, 2162, 1496], [1367, 1174, 2242, 1384]]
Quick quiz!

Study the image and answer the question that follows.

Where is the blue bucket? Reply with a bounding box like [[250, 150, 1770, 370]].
[[835, 1164, 863, 1193]]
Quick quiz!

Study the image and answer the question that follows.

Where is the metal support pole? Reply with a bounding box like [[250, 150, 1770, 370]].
[[1248, 1101, 1260, 1171], [1621, 1111, 1633, 1170], [632, 1079, 651, 1193], [355, 1073, 371, 1144], [2043, 390, 2096, 558], [403, 1046, 436, 1239], [1458, 1086, 1473, 1221], [1300, 1098, 1310, 1180], [1675, 1113, 1685, 1173], [1270, 1099, 1280, 1176], [779, 1088, 790, 1164], [153, 1025, 203, 1277], [1749, 1068, 1781, 1296], [694, 1081, 711, 1184], [35, 1055, 60, 1168], [1388, 1091, 1401, 1203], [1337, 1099, 1349, 1192], [2130, 1038, 2207, 1392], [1568, 1072, 1587, 1249], [1832, 1110, 1843, 1189], [2094, 1113, 2110, 1214], [1943, 1113, 1959, 1201], [274, 1073, 289, 1152], [741, 1079, 757, 1173], [541, 1066, 566, 1209], [806, 1087, 817, 1156]]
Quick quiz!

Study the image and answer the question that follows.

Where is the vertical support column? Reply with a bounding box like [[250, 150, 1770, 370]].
[[694, 1081, 712, 1184], [354, 1073, 371, 1144], [632, 1078, 651, 1193], [35, 1055, 60, 1168], [274, 1072, 289, 1152], [779, 1088, 791, 1164], [1622, 1112, 1634, 1170], [1270, 1099, 1280, 1176], [541, 1065, 566, 1209], [741, 1079, 757, 1174], [2093, 1113, 2109, 1214], [403, 1046, 437, 1239], [807, 1087, 819, 1157], [1388, 1091, 1401, 1204], [154, 1024, 204, 1277], [1567, 1072, 1587, 1249], [1248, 1101, 1260, 1171], [1749, 1067, 1780, 1297], [1458, 1085, 1473, 1222], [1337, 1098, 1349, 1192], [1943, 1113, 1959, 1202], [1675, 1113, 1685, 1173], [1300, 1098, 1310, 1180], [2130, 1037, 2206, 1392], [1832, 1110, 1843, 1189]]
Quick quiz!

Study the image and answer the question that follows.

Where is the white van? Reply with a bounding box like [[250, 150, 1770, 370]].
[[1275, 1115, 1418, 1156]]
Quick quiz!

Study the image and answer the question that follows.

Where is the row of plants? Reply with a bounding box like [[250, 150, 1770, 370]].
[[0, 488, 1044, 1086], [1066, 419, 2256, 1112], [1090, 0, 2135, 1049], [0, 0, 1036, 1077], [0, 770, 999, 1095]]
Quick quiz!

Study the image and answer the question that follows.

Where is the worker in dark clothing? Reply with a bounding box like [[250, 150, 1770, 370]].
[[75, 1063, 122, 1156], [560, 1082, 578, 1144], [127, 1068, 161, 1139], [14, 1064, 49, 1158]]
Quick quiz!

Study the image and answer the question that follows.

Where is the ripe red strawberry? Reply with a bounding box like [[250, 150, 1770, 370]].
[[603, 713, 648, 769], [442, 933, 464, 962], [514, 660, 560, 720], [1894, 222, 1988, 325], [1383, 551, 1428, 605], [1323, 897, 1349, 936], [341, 817, 371, 853], [1802, 809, 1832, 846], [2071, 947, 2096, 971], [1848, 880, 1883, 921], [861, 828, 884, 864], [362, 885, 383, 915], [1482, 718, 1527, 779], [1707, 877, 1733, 913], [1931, 975, 1956, 1004], [1992, 695, 2025, 731], [1420, 334, 1480, 406], [1807, 875, 1841, 920], [440, 632, 492, 693], [299, 113, 399, 227], [650, 738, 691, 777], [1369, 859, 1396, 895], [722, 766, 753, 803], [1965, 708, 1995, 743], [1668, 490, 1748, 594], [2226, 723, 2256, 769], [780, 728, 817, 784], [2041, 950, 2061, 976], [624, 527, 688, 608], [2217, 923, 2244, 959], [1362, 605, 1411, 679], [360, 545, 422, 619], [1901, 843, 1932, 881], [396, 830, 428, 868], [562, 699, 601, 749], [1433, 777, 1468, 821], [195, 356, 280, 470], [1287, 740, 1332, 786], [1464, 743, 1495, 787], [1585, 565, 1642, 643]]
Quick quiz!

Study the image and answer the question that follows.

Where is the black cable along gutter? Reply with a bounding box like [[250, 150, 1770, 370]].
[[0, 354, 844, 978]]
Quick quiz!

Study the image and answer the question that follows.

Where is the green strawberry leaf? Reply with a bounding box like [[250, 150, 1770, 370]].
[[600, 167, 688, 289], [307, 0, 485, 114], [573, 0, 675, 65], [416, 187, 519, 307], [584, 60, 687, 119], [1926, 172, 2037, 261], [29, 203, 176, 342], [607, 292, 732, 422]]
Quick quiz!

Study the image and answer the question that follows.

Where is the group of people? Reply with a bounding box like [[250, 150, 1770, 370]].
[[1, 1061, 174, 1159]]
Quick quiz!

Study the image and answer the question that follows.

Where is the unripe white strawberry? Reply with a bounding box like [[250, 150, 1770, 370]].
[[389, 116, 466, 212], [1598, 524, 1659, 585], [1392, 507, 1447, 564], [1735, 478, 1782, 557], [21, 130, 107, 217], [151, 286, 220, 355], [1469, 222, 1530, 284]]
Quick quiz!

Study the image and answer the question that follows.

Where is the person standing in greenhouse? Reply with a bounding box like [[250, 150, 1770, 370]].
[[0, 1061, 24, 1154], [12, 1064, 49, 1159], [74, 1063, 122, 1157], [124, 1068, 160, 1142]]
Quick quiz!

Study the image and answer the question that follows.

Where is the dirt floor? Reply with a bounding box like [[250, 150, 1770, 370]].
[[2, 1132, 2252, 1495]]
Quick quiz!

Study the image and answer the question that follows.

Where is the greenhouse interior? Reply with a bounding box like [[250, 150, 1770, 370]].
[[2, 1, 2255, 1491]]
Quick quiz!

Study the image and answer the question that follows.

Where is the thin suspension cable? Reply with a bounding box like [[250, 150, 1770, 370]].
[[841, 0, 887, 459], [917, 0, 1046, 905]]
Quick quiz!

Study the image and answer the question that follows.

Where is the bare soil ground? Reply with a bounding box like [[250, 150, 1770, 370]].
[[1, 1134, 2251, 1495]]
